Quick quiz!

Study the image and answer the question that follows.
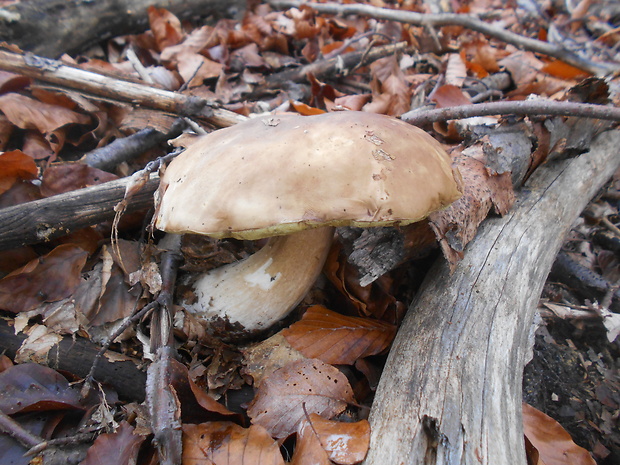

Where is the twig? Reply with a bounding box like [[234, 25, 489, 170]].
[[267, 0, 619, 76], [249, 41, 410, 97], [0, 49, 247, 128], [401, 99, 620, 126], [0, 409, 43, 449]]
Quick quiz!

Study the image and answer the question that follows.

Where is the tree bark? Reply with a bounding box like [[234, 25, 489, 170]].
[[364, 130, 620, 465], [0, 0, 245, 58]]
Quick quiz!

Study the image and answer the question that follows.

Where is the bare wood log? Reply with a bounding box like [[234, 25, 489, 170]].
[[0, 0, 245, 58], [0, 175, 158, 251], [364, 130, 620, 465]]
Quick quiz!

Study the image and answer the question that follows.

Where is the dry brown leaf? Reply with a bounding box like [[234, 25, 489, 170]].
[[0, 244, 89, 313], [0, 150, 38, 195], [79, 421, 145, 465], [182, 422, 284, 465], [147, 6, 184, 51], [0, 92, 91, 134], [523, 402, 596, 465], [282, 305, 396, 365], [40, 163, 118, 197], [430, 84, 471, 108], [247, 359, 354, 439], [294, 413, 370, 465]]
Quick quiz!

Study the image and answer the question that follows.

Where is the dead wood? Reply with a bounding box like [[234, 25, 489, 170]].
[[363, 130, 620, 465], [0, 0, 245, 59], [0, 317, 147, 401], [0, 174, 158, 251], [0, 49, 247, 128]]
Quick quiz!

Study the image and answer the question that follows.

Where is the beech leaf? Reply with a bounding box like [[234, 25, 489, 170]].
[[182, 422, 285, 465], [247, 359, 354, 439], [282, 305, 396, 365]]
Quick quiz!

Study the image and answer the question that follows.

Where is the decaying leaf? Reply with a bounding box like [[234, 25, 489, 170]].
[[292, 414, 370, 465], [247, 359, 355, 439], [282, 305, 396, 365], [0, 150, 38, 195], [242, 332, 306, 387], [182, 422, 285, 465]]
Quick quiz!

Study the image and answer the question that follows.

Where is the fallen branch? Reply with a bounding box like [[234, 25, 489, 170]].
[[364, 130, 620, 464], [249, 41, 410, 97], [0, 0, 246, 58], [0, 49, 247, 128], [267, 0, 619, 76], [401, 99, 620, 126], [0, 174, 159, 251]]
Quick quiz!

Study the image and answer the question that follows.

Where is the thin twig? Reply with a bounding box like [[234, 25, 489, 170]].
[[267, 0, 619, 76], [401, 99, 620, 126]]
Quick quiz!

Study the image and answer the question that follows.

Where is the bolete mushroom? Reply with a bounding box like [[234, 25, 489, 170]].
[[154, 111, 462, 338]]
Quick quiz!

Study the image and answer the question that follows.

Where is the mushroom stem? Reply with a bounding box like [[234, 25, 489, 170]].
[[184, 227, 334, 335]]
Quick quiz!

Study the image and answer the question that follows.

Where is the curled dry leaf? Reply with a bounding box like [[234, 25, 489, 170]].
[[15, 323, 63, 364], [247, 359, 355, 439], [183, 422, 284, 465], [282, 305, 396, 365], [147, 5, 184, 51], [0, 363, 83, 414], [293, 413, 370, 465], [0, 244, 88, 313], [80, 421, 145, 465], [523, 402, 596, 465]]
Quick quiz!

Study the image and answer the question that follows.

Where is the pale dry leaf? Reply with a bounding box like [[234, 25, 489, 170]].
[[247, 359, 355, 439]]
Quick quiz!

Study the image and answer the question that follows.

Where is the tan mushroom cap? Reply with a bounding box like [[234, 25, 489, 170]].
[[155, 111, 462, 240]]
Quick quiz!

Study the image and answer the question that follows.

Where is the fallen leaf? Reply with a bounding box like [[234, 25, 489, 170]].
[[0, 150, 38, 195], [293, 413, 370, 465], [148, 6, 184, 51], [282, 305, 396, 365], [247, 359, 354, 438], [0, 244, 89, 313], [0, 363, 83, 414], [183, 422, 285, 465], [15, 323, 63, 364], [80, 421, 145, 465], [40, 163, 118, 197], [523, 402, 596, 465]]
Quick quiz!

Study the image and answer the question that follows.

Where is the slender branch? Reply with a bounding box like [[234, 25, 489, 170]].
[[0, 49, 247, 128], [267, 0, 619, 76], [401, 99, 620, 126]]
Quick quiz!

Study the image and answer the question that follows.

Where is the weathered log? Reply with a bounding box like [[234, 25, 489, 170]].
[[0, 175, 159, 251], [0, 0, 245, 58], [364, 130, 620, 465]]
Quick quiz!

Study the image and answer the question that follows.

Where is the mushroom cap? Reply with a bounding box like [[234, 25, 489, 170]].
[[155, 111, 462, 240]]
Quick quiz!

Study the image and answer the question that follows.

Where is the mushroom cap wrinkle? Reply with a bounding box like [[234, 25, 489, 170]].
[[155, 111, 462, 239]]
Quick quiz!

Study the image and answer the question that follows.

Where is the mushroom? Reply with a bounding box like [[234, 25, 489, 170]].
[[154, 111, 462, 338]]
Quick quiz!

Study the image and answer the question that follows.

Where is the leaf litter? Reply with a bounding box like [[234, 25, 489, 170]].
[[0, 0, 619, 463]]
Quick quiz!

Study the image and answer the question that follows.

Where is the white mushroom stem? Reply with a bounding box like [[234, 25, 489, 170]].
[[183, 227, 335, 333]]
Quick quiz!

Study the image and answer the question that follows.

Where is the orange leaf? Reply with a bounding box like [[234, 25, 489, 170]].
[[293, 414, 370, 465], [523, 402, 596, 465], [247, 359, 354, 439], [429, 84, 471, 108], [0, 150, 38, 195], [282, 305, 396, 365], [541, 60, 590, 80], [182, 422, 284, 465], [148, 6, 184, 51]]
